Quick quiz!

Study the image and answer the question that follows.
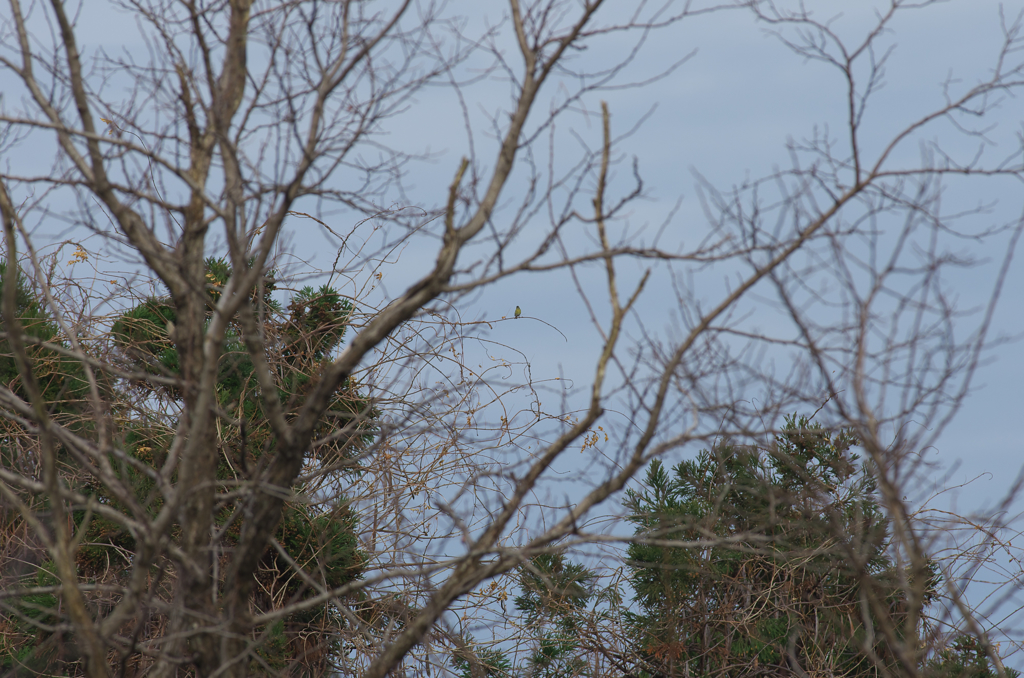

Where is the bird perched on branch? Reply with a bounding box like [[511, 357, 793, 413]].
[[514, 305, 521, 319]]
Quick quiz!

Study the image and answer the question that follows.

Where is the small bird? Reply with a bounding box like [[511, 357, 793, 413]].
[[514, 305, 522, 319]]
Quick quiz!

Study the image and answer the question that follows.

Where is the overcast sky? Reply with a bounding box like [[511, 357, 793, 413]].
[[408, 0, 1024, 510], [5, 0, 1022, 515]]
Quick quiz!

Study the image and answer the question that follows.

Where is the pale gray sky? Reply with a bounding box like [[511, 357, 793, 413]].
[[5, 0, 1021, 537]]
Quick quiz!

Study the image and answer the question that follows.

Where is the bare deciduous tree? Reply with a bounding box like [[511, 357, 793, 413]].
[[0, 0, 1022, 676]]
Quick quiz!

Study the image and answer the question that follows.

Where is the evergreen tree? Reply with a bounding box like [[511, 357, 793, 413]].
[[623, 417, 934, 677], [0, 260, 93, 674], [0, 259, 89, 418], [927, 635, 1019, 678], [513, 553, 598, 678], [1, 259, 374, 676], [448, 421, 1016, 678], [452, 552, 599, 678]]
